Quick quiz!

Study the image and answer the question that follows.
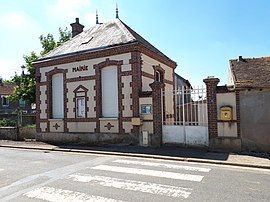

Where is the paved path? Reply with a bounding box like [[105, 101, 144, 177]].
[[0, 140, 269, 169], [0, 148, 269, 201]]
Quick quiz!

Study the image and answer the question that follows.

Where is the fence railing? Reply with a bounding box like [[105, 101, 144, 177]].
[[162, 86, 208, 126]]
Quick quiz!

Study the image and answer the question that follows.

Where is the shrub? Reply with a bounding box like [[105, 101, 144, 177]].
[[0, 118, 16, 127]]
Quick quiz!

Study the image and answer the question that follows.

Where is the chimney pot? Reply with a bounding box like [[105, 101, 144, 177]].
[[239, 56, 243, 61]]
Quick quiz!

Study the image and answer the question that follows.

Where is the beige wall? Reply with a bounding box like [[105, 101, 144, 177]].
[[217, 92, 237, 137], [141, 54, 174, 82], [100, 118, 119, 133], [217, 93, 237, 120], [66, 80, 96, 119], [141, 53, 175, 123], [39, 85, 47, 119], [121, 75, 133, 117], [38, 53, 132, 133], [67, 122, 96, 133]]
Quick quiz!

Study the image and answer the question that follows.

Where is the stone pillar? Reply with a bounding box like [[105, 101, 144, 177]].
[[150, 81, 165, 147], [203, 77, 220, 139]]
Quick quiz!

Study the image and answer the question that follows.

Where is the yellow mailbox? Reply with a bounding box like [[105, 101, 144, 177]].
[[220, 106, 233, 121]]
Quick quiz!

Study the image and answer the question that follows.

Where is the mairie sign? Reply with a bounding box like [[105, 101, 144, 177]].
[[72, 65, 88, 72]]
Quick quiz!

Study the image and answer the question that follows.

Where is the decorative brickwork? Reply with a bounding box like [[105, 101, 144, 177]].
[[45, 67, 68, 132], [130, 51, 142, 134], [203, 77, 220, 138], [94, 58, 124, 133], [150, 81, 165, 147], [235, 90, 241, 137]]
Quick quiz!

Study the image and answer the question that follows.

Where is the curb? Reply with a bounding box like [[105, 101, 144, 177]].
[[0, 144, 269, 170]]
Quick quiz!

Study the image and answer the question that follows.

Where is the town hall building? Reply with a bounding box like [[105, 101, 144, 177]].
[[34, 14, 177, 145]]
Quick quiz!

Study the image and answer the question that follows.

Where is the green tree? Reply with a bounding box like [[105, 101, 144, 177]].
[[9, 28, 71, 104]]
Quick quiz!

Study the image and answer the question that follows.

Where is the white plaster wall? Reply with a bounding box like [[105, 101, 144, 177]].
[[40, 122, 47, 132], [142, 76, 154, 91], [218, 122, 237, 137], [121, 75, 133, 117], [163, 125, 208, 146], [67, 122, 96, 133], [123, 122, 133, 133], [217, 92, 237, 119], [217, 92, 237, 137], [39, 85, 47, 119]]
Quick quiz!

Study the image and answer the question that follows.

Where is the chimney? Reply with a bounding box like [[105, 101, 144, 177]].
[[239, 56, 244, 62], [70, 18, 84, 38]]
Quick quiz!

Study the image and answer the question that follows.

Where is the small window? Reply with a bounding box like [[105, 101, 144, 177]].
[[76, 97, 86, 118], [141, 104, 152, 115], [19, 98, 26, 108], [155, 71, 164, 82], [2, 96, 9, 107]]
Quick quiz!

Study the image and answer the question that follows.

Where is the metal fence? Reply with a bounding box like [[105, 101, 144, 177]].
[[163, 86, 208, 126]]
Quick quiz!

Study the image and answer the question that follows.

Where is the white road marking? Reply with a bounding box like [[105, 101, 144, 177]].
[[0, 169, 3, 172], [113, 159, 211, 172], [24, 187, 123, 202], [92, 165, 204, 182], [68, 174, 192, 198]]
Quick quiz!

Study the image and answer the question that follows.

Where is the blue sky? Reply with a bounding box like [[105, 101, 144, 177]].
[[0, 0, 270, 86]]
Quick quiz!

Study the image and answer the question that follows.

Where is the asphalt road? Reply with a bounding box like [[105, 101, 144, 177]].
[[0, 148, 269, 202]]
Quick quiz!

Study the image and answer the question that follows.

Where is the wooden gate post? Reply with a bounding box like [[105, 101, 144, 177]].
[[203, 77, 220, 139], [150, 81, 165, 147]]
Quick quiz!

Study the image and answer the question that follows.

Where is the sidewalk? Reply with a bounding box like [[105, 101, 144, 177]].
[[0, 140, 269, 169]]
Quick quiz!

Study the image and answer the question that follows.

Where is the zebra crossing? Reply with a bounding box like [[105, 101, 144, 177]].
[[23, 159, 211, 201]]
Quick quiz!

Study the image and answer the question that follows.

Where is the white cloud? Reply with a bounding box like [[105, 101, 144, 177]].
[[0, 11, 42, 33], [0, 57, 22, 80]]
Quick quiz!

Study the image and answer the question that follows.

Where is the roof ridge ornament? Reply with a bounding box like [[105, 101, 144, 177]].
[[96, 10, 99, 24], [116, 3, 119, 19]]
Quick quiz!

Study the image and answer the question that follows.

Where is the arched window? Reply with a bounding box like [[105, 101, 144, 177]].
[[101, 66, 118, 117], [153, 64, 164, 83], [52, 73, 64, 118]]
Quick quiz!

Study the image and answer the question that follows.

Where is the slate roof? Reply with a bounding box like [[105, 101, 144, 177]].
[[0, 83, 16, 95], [38, 19, 175, 64], [229, 56, 270, 88]]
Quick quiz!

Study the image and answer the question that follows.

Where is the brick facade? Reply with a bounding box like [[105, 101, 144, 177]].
[[203, 77, 220, 138], [150, 81, 165, 147]]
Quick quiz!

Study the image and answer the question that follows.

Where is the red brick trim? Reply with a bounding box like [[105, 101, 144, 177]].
[[130, 51, 142, 134], [34, 43, 176, 69], [203, 77, 220, 138], [66, 75, 96, 83], [36, 68, 41, 132], [141, 71, 173, 85], [142, 71, 155, 79], [235, 90, 241, 138], [66, 118, 97, 122]]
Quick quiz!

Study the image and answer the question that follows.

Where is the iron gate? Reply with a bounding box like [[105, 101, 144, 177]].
[[162, 86, 209, 146]]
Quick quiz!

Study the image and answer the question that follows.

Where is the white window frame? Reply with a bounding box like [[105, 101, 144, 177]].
[[76, 97, 86, 118]]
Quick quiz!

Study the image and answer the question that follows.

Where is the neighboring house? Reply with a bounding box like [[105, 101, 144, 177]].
[[174, 73, 192, 104], [174, 73, 192, 90], [34, 16, 177, 144], [0, 81, 31, 115], [228, 56, 270, 89], [210, 56, 270, 152]]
